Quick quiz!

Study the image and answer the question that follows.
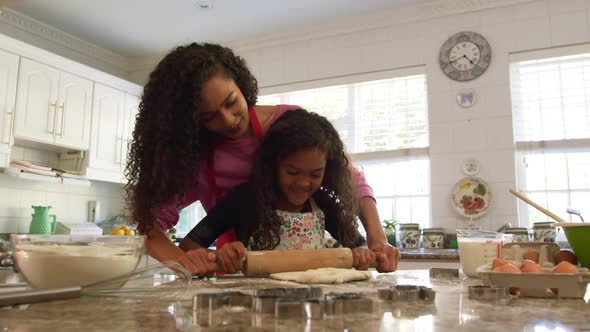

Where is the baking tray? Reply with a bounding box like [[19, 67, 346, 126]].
[[478, 268, 590, 298]]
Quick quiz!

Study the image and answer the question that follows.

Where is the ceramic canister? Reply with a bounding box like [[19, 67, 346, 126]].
[[504, 227, 529, 242], [399, 223, 421, 249], [422, 228, 445, 248], [533, 222, 557, 242]]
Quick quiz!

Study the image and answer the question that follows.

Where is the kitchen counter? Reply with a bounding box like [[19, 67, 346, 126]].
[[0, 269, 589, 331]]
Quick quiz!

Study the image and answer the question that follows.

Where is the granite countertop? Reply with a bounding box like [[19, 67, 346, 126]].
[[400, 248, 460, 261], [1, 269, 589, 331]]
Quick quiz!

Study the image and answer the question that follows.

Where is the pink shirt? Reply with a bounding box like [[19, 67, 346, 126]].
[[156, 105, 374, 231]]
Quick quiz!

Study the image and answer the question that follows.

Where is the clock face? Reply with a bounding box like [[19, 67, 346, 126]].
[[439, 31, 491, 81]]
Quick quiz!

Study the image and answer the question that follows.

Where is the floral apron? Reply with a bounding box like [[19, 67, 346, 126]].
[[272, 200, 326, 250]]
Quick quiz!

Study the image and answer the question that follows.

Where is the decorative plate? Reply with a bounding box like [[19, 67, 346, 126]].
[[461, 157, 480, 175], [457, 89, 477, 108], [452, 177, 492, 218]]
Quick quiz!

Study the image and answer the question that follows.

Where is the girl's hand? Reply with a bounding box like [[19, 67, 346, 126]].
[[370, 241, 400, 272], [217, 241, 247, 274], [352, 247, 376, 270], [177, 248, 217, 278]]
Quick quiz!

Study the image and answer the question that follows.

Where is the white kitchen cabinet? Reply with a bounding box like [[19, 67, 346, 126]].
[[86, 83, 139, 182], [121, 93, 139, 171], [0, 50, 19, 167], [14, 58, 93, 150]]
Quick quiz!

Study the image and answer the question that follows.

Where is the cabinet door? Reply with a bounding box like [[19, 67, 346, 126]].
[[14, 58, 59, 144], [56, 72, 93, 149], [89, 83, 125, 172], [0, 50, 19, 159], [121, 93, 139, 171]]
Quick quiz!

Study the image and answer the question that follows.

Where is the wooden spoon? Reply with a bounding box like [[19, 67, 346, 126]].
[[509, 189, 567, 223]]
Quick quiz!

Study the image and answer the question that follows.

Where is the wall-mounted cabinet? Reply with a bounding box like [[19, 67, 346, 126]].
[[14, 58, 93, 150], [0, 33, 142, 183], [0, 50, 19, 167], [85, 83, 138, 183]]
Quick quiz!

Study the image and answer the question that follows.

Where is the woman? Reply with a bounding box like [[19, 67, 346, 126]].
[[125, 43, 399, 274]]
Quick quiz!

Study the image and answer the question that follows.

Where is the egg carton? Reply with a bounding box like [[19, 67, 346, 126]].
[[501, 242, 560, 265], [478, 267, 590, 298]]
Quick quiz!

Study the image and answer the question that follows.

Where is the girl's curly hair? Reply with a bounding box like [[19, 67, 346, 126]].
[[242, 109, 361, 250], [125, 43, 258, 235]]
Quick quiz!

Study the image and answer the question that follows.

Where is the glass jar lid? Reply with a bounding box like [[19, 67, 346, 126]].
[[504, 227, 528, 234], [422, 227, 445, 234], [532, 222, 556, 229], [399, 223, 420, 230]]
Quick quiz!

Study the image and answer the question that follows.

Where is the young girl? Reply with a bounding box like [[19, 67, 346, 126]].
[[125, 42, 398, 274], [180, 109, 376, 275]]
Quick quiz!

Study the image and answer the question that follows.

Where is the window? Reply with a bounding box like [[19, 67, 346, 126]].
[[175, 201, 207, 238], [511, 49, 590, 227], [259, 68, 431, 228]]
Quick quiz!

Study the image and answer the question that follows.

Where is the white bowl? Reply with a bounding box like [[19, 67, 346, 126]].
[[11, 234, 145, 289]]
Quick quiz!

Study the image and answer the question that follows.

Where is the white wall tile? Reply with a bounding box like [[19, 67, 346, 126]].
[[485, 117, 516, 150], [452, 121, 488, 153], [489, 181, 519, 216], [550, 11, 589, 45], [429, 123, 454, 154], [482, 150, 517, 183], [430, 154, 461, 186], [45, 192, 70, 222], [427, 91, 453, 124]]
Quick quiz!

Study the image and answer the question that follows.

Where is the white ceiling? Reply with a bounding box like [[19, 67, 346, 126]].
[[4, 0, 429, 57]]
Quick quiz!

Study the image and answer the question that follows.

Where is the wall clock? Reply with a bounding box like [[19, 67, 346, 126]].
[[439, 31, 491, 81]]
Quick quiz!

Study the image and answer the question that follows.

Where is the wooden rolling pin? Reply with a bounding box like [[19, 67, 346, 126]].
[[241, 248, 364, 277]]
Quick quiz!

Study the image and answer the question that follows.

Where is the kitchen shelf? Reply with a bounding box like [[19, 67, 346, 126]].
[[1, 167, 91, 186]]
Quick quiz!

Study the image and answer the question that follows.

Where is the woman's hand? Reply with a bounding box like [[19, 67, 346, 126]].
[[177, 248, 217, 278], [370, 241, 400, 272], [351, 247, 376, 270], [216, 241, 247, 274]]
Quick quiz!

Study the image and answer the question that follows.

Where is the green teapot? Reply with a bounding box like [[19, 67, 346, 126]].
[[29, 206, 57, 234]]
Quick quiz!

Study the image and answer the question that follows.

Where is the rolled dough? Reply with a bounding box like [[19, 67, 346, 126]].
[[269, 268, 372, 284]]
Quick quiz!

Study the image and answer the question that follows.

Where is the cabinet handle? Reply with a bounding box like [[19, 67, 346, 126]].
[[2, 108, 12, 144], [57, 102, 64, 138], [47, 101, 56, 134], [114, 137, 121, 164]]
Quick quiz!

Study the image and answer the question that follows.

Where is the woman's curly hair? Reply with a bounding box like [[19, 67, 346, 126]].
[[242, 109, 361, 250], [125, 43, 258, 235]]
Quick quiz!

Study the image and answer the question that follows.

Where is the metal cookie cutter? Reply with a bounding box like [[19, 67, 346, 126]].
[[429, 268, 460, 278], [378, 285, 436, 303], [324, 293, 373, 316], [418, 286, 436, 303], [468, 285, 511, 301], [193, 291, 252, 312], [274, 298, 305, 319], [192, 292, 252, 327], [253, 287, 323, 300]]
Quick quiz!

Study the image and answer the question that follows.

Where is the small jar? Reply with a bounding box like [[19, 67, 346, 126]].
[[422, 228, 445, 249], [504, 227, 529, 242], [533, 222, 557, 242], [398, 223, 421, 249]]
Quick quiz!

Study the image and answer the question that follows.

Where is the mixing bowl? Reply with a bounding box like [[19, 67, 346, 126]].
[[11, 234, 145, 289], [560, 223, 590, 269]]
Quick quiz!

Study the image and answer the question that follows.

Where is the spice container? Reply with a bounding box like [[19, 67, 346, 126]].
[[503, 227, 529, 242], [422, 228, 445, 248], [533, 222, 556, 242], [398, 223, 420, 249]]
